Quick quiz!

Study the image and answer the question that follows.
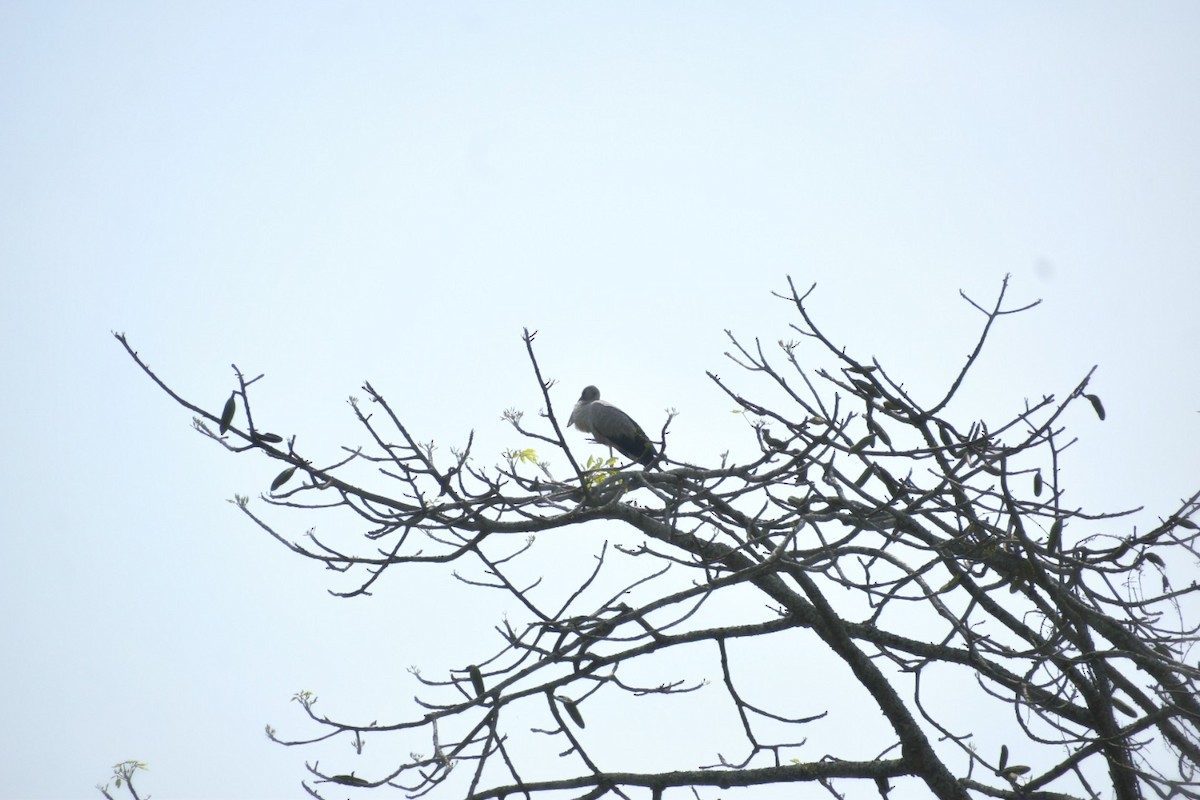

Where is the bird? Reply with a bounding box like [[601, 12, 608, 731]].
[[567, 385, 658, 467]]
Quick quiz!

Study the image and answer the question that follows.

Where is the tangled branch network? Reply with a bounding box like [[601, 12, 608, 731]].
[[116, 276, 1200, 800]]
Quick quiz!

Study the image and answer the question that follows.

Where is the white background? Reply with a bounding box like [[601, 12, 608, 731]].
[[2, 4, 1198, 798]]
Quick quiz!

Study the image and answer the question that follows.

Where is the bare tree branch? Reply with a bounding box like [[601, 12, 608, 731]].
[[113, 278, 1200, 799]]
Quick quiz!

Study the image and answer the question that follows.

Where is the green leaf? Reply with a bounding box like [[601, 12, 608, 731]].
[[998, 744, 1009, 771], [253, 432, 284, 444], [219, 393, 236, 434], [1085, 393, 1106, 421], [1032, 471, 1042, 496]]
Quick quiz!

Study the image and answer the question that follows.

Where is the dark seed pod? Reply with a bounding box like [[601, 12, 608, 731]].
[[253, 432, 284, 444], [1085, 393, 1106, 421], [468, 665, 485, 697], [849, 434, 875, 454], [762, 430, 786, 450], [866, 415, 892, 447], [559, 695, 586, 728], [1047, 519, 1063, 553], [851, 378, 877, 397], [1111, 697, 1136, 716], [938, 574, 962, 593], [271, 466, 297, 491], [219, 393, 236, 434], [855, 466, 873, 487], [786, 495, 811, 512]]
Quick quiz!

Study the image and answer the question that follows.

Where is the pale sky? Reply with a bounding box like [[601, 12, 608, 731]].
[[2, 4, 1198, 799]]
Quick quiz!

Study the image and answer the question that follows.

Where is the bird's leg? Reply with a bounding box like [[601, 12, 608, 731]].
[[589, 439, 617, 462]]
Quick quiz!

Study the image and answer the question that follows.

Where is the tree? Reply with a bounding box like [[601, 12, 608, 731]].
[[115, 277, 1200, 800], [97, 761, 150, 800]]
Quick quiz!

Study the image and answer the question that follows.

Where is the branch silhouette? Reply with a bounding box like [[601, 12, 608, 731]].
[[115, 277, 1200, 800]]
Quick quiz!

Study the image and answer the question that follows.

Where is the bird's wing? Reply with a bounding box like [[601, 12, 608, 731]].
[[590, 402, 656, 466]]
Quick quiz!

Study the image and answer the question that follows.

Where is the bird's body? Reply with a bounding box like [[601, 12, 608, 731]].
[[567, 385, 657, 467]]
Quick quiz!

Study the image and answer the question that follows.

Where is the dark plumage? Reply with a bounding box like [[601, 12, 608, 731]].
[[567, 385, 657, 467]]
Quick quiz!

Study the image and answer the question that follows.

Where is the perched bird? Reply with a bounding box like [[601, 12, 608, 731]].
[[567, 385, 658, 467]]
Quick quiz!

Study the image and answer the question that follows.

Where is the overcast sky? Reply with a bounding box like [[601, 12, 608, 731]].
[[2, 4, 1198, 799]]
